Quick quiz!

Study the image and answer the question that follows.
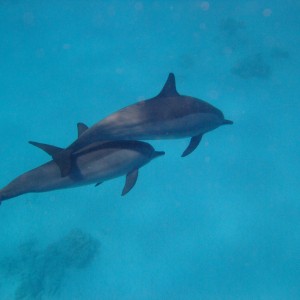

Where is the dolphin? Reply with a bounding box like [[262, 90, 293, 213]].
[[32, 73, 233, 176], [0, 139, 164, 204]]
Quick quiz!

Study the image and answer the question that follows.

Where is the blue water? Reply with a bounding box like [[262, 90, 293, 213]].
[[1, 1, 299, 299]]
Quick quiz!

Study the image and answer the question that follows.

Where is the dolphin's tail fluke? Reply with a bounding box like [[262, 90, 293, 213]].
[[29, 141, 73, 177]]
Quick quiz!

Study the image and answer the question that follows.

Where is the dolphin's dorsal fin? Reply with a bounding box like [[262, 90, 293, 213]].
[[77, 122, 89, 137], [53, 150, 73, 177], [29, 141, 72, 177], [122, 169, 138, 196], [156, 73, 180, 98], [29, 141, 63, 156]]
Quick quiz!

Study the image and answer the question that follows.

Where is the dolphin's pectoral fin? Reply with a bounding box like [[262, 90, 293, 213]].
[[95, 182, 103, 187], [181, 134, 203, 157], [122, 169, 139, 196], [156, 73, 180, 98], [77, 122, 89, 137]]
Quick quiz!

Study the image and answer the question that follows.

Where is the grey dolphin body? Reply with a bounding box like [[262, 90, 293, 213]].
[[34, 73, 233, 176], [0, 140, 164, 203]]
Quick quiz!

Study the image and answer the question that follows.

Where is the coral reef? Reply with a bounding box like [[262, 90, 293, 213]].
[[0, 229, 99, 299]]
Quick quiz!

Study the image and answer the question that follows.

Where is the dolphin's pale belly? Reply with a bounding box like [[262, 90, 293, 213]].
[[132, 112, 223, 139], [73, 148, 147, 183]]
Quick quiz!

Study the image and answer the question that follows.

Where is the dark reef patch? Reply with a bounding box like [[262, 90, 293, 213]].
[[270, 47, 290, 59], [218, 17, 248, 51], [231, 53, 272, 79], [0, 229, 99, 299], [220, 18, 246, 37]]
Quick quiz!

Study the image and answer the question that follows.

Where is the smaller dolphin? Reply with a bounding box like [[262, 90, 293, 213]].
[[0, 140, 164, 204]]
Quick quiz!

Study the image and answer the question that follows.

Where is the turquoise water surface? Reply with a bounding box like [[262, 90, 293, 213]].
[[0, 1, 299, 299]]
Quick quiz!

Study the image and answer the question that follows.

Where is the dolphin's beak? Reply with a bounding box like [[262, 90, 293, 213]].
[[152, 151, 165, 159], [223, 119, 233, 125]]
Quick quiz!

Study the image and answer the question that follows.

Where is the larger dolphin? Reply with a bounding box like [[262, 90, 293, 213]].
[[33, 73, 232, 176], [0, 140, 164, 203]]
